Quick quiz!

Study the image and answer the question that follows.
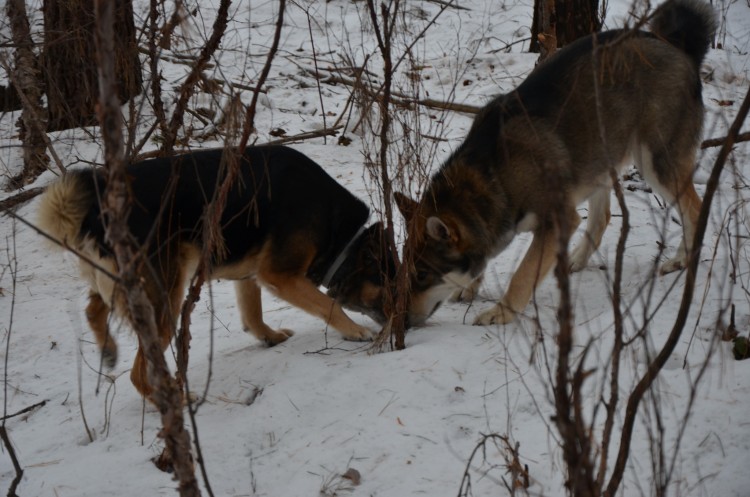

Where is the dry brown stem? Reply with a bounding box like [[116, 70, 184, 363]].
[[93, 0, 199, 494]]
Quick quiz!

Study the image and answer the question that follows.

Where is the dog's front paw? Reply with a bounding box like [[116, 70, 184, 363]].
[[660, 257, 686, 275], [568, 254, 588, 273], [569, 245, 592, 273], [263, 328, 294, 346], [473, 304, 517, 326], [341, 326, 375, 342]]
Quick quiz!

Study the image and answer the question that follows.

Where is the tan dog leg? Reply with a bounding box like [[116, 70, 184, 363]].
[[129, 300, 181, 400], [637, 147, 702, 274], [475, 209, 580, 325], [570, 187, 611, 272], [235, 279, 294, 345], [660, 181, 701, 274], [129, 258, 188, 400], [85, 291, 118, 369], [259, 271, 374, 341]]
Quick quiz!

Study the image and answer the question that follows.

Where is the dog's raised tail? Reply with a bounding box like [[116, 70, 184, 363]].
[[37, 171, 96, 250], [650, 0, 718, 68]]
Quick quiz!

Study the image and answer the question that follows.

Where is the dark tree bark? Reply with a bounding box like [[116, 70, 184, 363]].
[[7, 0, 50, 189], [0, 85, 22, 112], [530, 0, 601, 57], [43, 0, 142, 131]]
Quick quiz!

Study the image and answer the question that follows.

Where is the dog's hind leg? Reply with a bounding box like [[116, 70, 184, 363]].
[[235, 279, 294, 346], [129, 301, 174, 400], [259, 271, 374, 341], [637, 146, 702, 274], [570, 187, 611, 272], [130, 327, 174, 400], [129, 255, 187, 400], [85, 291, 118, 369], [659, 177, 701, 274]]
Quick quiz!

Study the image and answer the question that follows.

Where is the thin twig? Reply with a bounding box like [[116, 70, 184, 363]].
[[0, 399, 47, 422], [305, 7, 328, 143], [147, 0, 169, 154], [3, 226, 18, 424], [597, 171, 629, 487], [263, 125, 343, 145], [76, 326, 95, 444], [425, 0, 471, 10], [2, 220, 23, 497], [298, 65, 483, 114], [701, 130, 750, 148], [0, 426, 23, 497]]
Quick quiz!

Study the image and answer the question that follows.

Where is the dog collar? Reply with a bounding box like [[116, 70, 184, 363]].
[[321, 224, 367, 288]]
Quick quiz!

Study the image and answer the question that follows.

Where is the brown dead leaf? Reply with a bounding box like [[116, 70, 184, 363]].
[[341, 467, 361, 486]]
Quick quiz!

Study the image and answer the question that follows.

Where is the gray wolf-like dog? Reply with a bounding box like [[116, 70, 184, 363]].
[[38, 145, 391, 399], [395, 0, 716, 326]]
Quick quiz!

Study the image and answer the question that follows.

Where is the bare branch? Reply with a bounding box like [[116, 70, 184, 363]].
[[0, 426, 23, 497], [0, 399, 47, 422], [163, 0, 231, 153], [701, 130, 750, 148], [605, 84, 750, 497], [2, 219, 23, 497], [93, 0, 199, 494], [0, 187, 45, 213]]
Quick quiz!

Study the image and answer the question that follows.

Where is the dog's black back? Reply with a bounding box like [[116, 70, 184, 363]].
[[75, 145, 369, 284]]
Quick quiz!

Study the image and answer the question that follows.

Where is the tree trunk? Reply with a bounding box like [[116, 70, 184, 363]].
[[556, 0, 602, 46], [7, 0, 50, 189], [0, 85, 22, 112], [530, 0, 601, 56], [43, 0, 142, 131]]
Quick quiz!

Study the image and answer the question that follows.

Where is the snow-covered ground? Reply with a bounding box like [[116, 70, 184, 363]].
[[1, 0, 750, 495]]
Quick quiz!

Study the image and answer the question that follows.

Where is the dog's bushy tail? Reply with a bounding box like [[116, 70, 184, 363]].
[[650, 0, 718, 68], [37, 171, 96, 250]]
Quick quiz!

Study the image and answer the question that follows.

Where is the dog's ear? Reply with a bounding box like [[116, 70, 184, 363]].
[[426, 216, 458, 243], [394, 192, 418, 221]]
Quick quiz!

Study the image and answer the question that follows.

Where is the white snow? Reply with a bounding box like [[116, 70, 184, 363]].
[[1, 1, 750, 496]]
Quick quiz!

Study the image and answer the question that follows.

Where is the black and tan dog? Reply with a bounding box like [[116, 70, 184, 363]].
[[396, 0, 716, 326], [38, 145, 390, 398]]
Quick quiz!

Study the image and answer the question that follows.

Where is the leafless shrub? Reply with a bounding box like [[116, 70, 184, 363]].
[[1, 221, 24, 497], [347, 0, 478, 350], [457, 433, 531, 497], [544, 58, 750, 497]]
